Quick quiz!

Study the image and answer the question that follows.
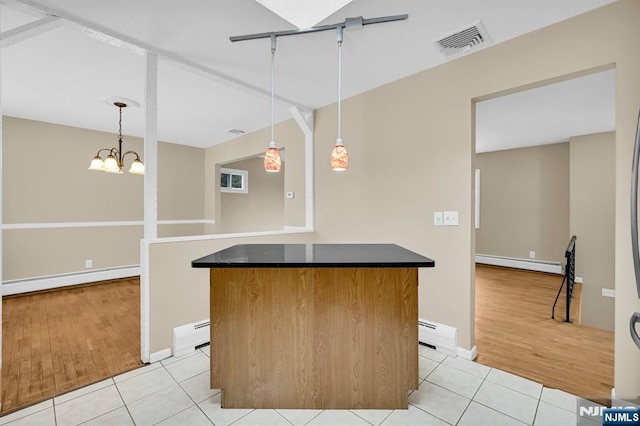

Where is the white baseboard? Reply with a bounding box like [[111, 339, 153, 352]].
[[611, 388, 640, 408], [457, 345, 478, 361], [149, 348, 172, 363], [2, 266, 140, 295], [476, 254, 562, 274]]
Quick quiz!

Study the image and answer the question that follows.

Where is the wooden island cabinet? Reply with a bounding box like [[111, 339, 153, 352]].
[[191, 243, 435, 409]]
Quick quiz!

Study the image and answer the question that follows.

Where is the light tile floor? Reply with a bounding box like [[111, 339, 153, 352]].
[[0, 345, 586, 426]]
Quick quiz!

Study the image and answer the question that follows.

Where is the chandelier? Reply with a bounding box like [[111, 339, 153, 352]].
[[88, 101, 144, 175]]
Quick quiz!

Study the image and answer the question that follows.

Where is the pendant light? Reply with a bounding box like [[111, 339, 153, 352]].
[[88, 101, 144, 175], [331, 26, 349, 171], [264, 35, 282, 172]]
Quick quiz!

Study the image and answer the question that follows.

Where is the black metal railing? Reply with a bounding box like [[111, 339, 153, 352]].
[[552, 236, 577, 323]]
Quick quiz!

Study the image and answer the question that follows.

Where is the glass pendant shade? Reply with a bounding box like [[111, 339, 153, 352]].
[[129, 159, 145, 175], [331, 138, 349, 171], [88, 156, 105, 171], [104, 155, 120, 173], [264, 141, 282, 172]]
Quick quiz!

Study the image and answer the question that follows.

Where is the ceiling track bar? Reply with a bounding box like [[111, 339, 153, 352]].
[[230, 14, 408, 43]]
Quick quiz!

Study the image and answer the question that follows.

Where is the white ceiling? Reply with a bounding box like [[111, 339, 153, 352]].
[[476, 69, 616, 153], [0, 0, 616, 150]]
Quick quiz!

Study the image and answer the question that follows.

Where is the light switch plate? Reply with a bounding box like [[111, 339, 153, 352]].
[[434, 212, 443, 226], [443, 211, 459, 226], [286, 191, 295, 199]]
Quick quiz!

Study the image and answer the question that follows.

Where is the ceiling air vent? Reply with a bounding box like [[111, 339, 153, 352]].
[[225, 128, 246, 135], [432, 20, 492, 59]]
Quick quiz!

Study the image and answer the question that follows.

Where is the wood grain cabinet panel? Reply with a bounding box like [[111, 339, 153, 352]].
[[209, 267, 418, 409]]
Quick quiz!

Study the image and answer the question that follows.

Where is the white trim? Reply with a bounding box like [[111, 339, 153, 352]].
[[7, 0, 311, 112], [475, 254, 562, 274], [140, 240, 150, 363], [575, 276, 583, 283], [289, 106, 314, 230], [144, 52, 158, 240], [611, 388, 640, 408], [2, 266, 140, 296], [457, 345, 478, 361], [2, 219, 215, 230], [283, 226, 310, 232], [158, 220, 215, 225], [146, 227, 313, 245], [149, 348, 171, 363], [0, 16, 61, 48], [474, 169, 480, 229]]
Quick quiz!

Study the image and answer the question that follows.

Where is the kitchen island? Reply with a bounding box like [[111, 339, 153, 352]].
[[191, 243, 435, 409]]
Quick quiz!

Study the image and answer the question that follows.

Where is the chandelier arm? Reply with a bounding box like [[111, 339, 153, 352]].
[[122, 150, 141, 161], [94, 148, 114, 157]]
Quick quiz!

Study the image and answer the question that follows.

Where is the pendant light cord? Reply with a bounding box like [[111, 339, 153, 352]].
[[270, 35, 276, 142], [337, 27, 343, 140]]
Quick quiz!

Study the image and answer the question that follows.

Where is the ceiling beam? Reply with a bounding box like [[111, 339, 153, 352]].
[[1, 16, 62, 48], [4, 0, 313, 113]]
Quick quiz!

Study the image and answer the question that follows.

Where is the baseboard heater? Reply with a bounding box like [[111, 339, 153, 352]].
[[418, 318, 457, 357], [172, 319, 210, 357]]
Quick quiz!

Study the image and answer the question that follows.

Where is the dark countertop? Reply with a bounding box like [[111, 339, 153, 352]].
[[191, 243, 435, 268]]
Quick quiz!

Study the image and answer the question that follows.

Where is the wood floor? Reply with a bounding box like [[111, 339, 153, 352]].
[[1, 278, 142, 414], [475, 265, 614, 405]]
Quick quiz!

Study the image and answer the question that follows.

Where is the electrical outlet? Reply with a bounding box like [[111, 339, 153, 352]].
[[529, 251, 536, 259], [601, 288, 615, 298], [434, 212, 443, 226], [443, 211, 458, 226], [85, 259, 93, 269]]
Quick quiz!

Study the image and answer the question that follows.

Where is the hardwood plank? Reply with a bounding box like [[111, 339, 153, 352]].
[[475, 265, 614, 406], [1, 278, 143, 414]]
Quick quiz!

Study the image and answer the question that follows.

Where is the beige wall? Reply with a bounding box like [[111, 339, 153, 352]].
[[148, 232, 313, 352], [2, 117, 205, 280], [158, 141, 205, 222], [205, 119, 305, 234], [220, 157, 284, 233], [476, 143, 570, 263], [570, 132, 615, 331], [147, 1, 640, 400]]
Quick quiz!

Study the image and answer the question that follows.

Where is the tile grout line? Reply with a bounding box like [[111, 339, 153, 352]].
[[453, 365, 492, 425], [110, 380, 136, 426], [273, 408, 296, 426], [171, 356, 217, 426]]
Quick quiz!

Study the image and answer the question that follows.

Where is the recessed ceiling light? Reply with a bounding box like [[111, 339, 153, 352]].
[[255, 0, 353, 29]]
